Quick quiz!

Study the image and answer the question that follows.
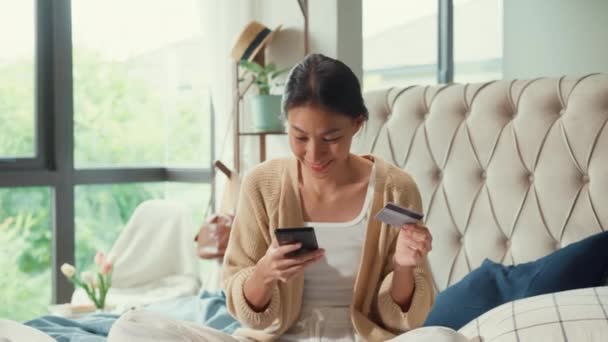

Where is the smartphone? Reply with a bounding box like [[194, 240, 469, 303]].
[[274, 227, 319, 257], [375, 202, 424, 227]]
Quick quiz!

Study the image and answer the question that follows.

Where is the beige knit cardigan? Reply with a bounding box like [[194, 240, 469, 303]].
[[222, 156, 434, 341]]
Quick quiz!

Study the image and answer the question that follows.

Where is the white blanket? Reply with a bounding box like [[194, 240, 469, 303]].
[[72, 199, 201, 311], [108, 199, 200, 287]]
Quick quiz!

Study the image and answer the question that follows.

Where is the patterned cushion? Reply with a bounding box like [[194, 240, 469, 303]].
[[458, 286, 608, 341]]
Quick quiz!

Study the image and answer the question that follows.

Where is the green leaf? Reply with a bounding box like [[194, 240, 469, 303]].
[[270, 67, 290, 79], [239, 60, 264, 74], [237, 60, 293, 95]]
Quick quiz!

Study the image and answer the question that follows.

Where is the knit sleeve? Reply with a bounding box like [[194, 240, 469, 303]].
[[376, 261, 435, 332], [375, 169, 435, 332], [222, 172, 280, 329]]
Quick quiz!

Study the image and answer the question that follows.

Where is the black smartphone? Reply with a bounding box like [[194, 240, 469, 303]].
[[274, 227, 319, 258]]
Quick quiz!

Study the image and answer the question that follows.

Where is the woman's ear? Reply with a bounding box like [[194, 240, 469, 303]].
[[353, 116, 365, 134]]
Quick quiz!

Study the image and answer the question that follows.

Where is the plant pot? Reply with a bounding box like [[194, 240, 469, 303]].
[[250, 94, 284, 132]]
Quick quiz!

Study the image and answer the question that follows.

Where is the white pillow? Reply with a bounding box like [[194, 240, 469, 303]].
[[458, 286, 608, 342], [0, 319, 55, 342], [389, 326, 479, 342]]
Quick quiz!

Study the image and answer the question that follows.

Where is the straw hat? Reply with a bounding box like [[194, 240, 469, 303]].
[[231, 21, 282, 62]]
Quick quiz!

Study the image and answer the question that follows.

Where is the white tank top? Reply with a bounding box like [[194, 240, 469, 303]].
[[281, 163, 376, 342]]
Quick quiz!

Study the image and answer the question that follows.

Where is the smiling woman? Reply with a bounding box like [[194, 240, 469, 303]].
[[287, 106, 362, 176], [282, 54, 369, 180]]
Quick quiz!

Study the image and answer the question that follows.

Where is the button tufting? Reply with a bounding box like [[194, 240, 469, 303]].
[[528, 173, 534, 182], [423, 112, 430, 120], [459, 236, 465, 244], [480, 170, 487, 179], [582, 174, 590, 183], [436, 170, 443, 181], [505, 239, 512, 248]]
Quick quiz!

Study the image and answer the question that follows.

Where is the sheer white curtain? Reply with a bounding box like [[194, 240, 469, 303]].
[[201, 0, 255, 170], [199, 0, 255, 290]]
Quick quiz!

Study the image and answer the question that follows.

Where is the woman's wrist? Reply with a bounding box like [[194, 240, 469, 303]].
[[251, 264, 276, 288], [393, 254, 417, 272], [242, 265, 276, 312], [391, 263, 416, 312]]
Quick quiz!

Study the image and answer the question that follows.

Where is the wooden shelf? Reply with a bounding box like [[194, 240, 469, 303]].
[[232, 0, 308, 172]]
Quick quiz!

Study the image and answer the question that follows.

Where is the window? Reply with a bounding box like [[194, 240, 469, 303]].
[[163, 183, 211, 224], [362, 0, 438, 90], [363, 0, 503, 89], [0, 1, 213, 321], [0, 0, 36, 159], [454, 0, 503, 82], [71, 0, 210, 168], [0, 187, 51, 321]]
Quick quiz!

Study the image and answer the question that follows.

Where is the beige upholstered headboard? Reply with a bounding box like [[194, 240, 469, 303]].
[[357, 74, 608, 292]]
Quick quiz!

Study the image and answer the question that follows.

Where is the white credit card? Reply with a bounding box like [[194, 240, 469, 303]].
[[375, 202, 424, 227]]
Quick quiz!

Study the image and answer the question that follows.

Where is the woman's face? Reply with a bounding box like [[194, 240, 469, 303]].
[[287, 105, 363, 179]]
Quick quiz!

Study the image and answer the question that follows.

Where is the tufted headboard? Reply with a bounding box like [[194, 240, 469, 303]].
[[356, 74, 608, 292]]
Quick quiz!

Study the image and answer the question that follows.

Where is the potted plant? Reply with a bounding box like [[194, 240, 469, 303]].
[[239, 60, 290, 131]]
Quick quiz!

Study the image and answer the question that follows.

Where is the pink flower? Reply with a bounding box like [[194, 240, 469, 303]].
[[101, 261, 113, 275], [95, 252, 105, 266]]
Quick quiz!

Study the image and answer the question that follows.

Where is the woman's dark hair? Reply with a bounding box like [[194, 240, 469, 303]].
[[282, 54, 368, 120]]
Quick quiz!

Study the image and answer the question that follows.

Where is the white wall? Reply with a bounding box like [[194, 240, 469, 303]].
[[255, 0, 306, 71], [258, 0, 363, 80], [504, 0, 608, 78]]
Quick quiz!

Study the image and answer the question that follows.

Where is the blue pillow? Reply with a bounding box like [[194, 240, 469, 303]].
[[423, 231, 608, 330]]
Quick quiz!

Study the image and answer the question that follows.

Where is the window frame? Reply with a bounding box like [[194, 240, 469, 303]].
[[438, 0, 454, 83], [361, 0, 456, 88], [0, 0, 214, 304]]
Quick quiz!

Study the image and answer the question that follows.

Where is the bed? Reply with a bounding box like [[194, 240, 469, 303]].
[[355, 74, 608, 340]]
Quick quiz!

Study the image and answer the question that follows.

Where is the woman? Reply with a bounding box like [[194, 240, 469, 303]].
[[222, 53, 434, 341], [109, 54, 436, 342]]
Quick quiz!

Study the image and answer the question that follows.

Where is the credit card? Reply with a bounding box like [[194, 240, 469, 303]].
[[375, 202, 424, 227]]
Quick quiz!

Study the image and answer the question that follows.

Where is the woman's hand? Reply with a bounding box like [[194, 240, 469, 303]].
[[394, 223, 433, 269], [245, 240, 325, 312], [391, 223, 433, 310], [254, 239, 325, 284]]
